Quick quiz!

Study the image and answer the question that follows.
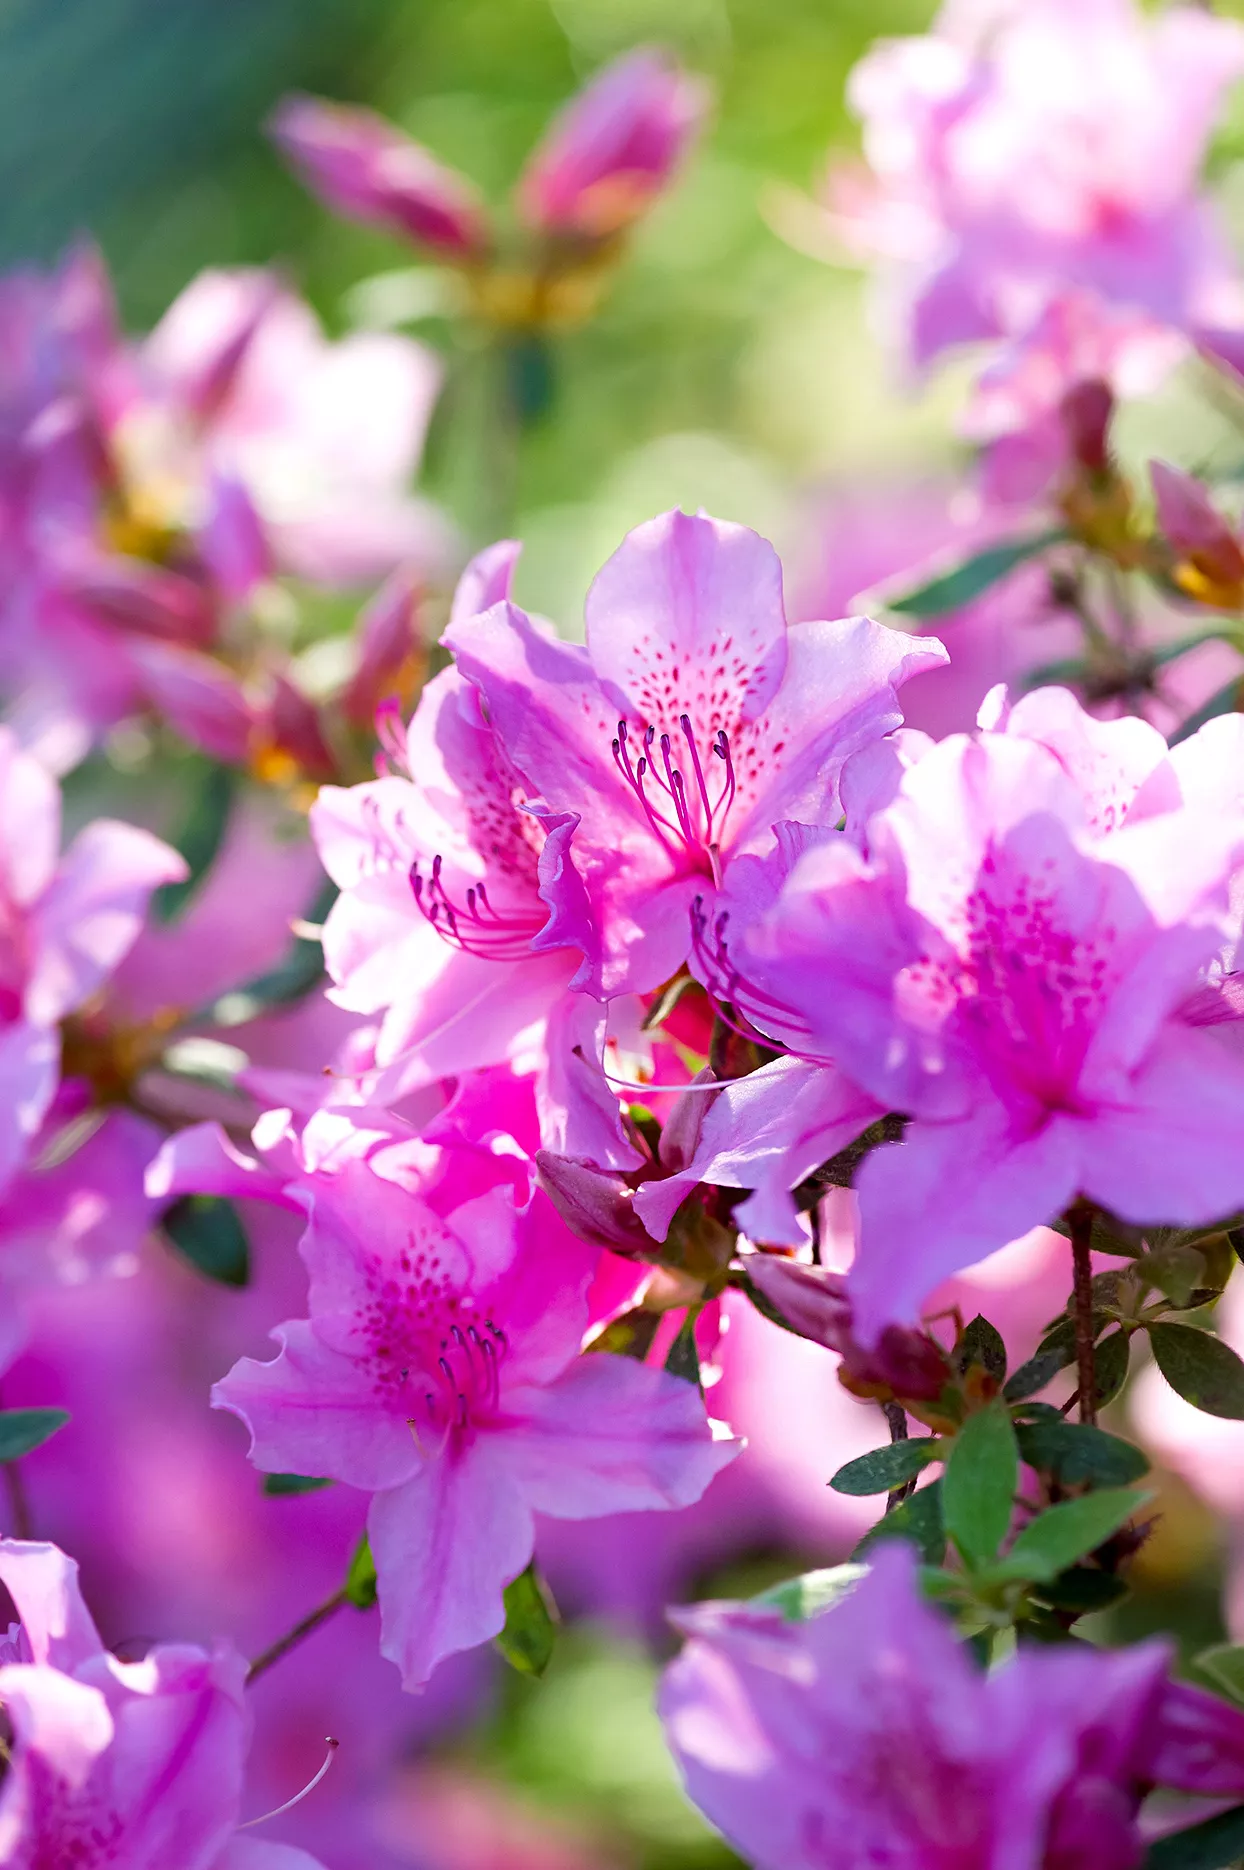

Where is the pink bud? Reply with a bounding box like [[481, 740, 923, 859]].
[[535, 1149, 660, 1258], [58, 552, 216, 647], [342, 564, 421, 727], [1061, 378, 1113, 476], [199, 472, 271, 604], [268, 95, 491, 259], [745, 1254, 952, 1402], [517, 48, 708, 241], [129, 641, 255, 764], [1151, 460, 1244, 589], [263, 674, 337, 782]]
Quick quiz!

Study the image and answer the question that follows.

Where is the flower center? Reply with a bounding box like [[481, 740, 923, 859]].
[[403, 1316, 507, 1457], [409, 855, 548, 961], [611, 713, 736, 879]]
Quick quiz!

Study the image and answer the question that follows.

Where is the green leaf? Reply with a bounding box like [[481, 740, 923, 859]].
[[992, 1488, 1148, 1584], [343, 1534, 377, 1609], [495, 1561, 557, 1677], [1004, 1342, 1076, 1403], [884, 530, 1067, 618], [830, 1438, 940, 1496], [1015, 1420, 1149, 1488], [1139, 1243, 1208, 1310], [1149, 1321, 1244, 1419], [752, 1564, 868, 1621], [262, 1473, 335, 1497], [1030, 1565, 1130, 1614], [1144, 1802, 1244, 1869], [1092, 1329, 1133, 1409], [954, 1315, 1007, 1383], [208, 878, 336, 1026], [942, 1403, 1018, 1569], [162, 1195, 250, 1287], [855, 1480, 945, 1566], [0, 1408, 69, 1462], [588, 1308, 661, 1360], [1195, 1644, 1244, 1707], [1170, 675, 1244, 748], [664, 1309, 702, 1388], [155, 761, 236, 923]]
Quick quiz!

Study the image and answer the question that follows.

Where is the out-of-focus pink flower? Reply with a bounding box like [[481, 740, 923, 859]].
[[660, 1541, 1244, 1869], [0, 1538, 325, 1868], [830, 0, 1244, 457], [213, 1135, 737, 1687], [445, 508, 945, 999], [269, 95, 491, 259], [517, 49, 708, 242], [714, 690, 1244, 1336]]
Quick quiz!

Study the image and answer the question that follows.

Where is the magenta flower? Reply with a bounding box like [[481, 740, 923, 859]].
[[213, 1136, 737, 1687], [660, 1542, 1244, 1870], [717, 688, 1244, 1335], [517, 48, 708, 241], [831, 0, 1244, 453], [444, 507, 945, 997], [0, 1538, 325, 1868]]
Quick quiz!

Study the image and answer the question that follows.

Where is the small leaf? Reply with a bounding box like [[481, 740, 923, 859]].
[[162, 1195, 250, 1287], [1195, 1644, 1244, 1707], [664, 1310, 703, 1389], [1004, 1342, 1075, 1403], [0, 1408, 69, 1462], [155, 760, 236, 923], [1170, 675, 1244, 748], [1148, 1322, 1244, 1419], [1139, 1243, 1207, 1310], [752, 1564, 868, 1621], [496, 1561, 557, 1677], [588, 1308, 661, 1361], [855, 1480, 945, 1566], [1092, 1329, 1133, 1409], [992, 1488, 1148, 1584], [942, 1403, 1018, 1569], [262, 1473, 335, 1497], [1015, 1420, 1149, 1488], [884, 530, 1067, 618], [343, 1534, 377, 1609], [954, 1315, 1007, 1383], [830, 1439, 940, 1497], [1030, 1565, 1130, 1614], [1143, 1801, 1244, 1869]]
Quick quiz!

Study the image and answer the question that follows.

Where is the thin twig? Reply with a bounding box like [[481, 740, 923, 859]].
[[3, 1463, 32, 1541], [882, 1400, 912, 1513], [246, 1588, 348, 1685], [1068, 1203, 1099, 1426]]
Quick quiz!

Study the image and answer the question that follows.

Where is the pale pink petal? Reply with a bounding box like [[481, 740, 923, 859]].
[[0, 1023, 59, 1192], [144, 1123, 296, 1210], [0, 1541, 103, 1672], [0, 731, 60, 907], [1083, 1026, 1244, 1226]]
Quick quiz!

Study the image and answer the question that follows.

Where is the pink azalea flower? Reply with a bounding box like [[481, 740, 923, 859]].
[[660, 1541, 1244, 1869], [830, 0, 1244, 457], [0, 1538, 325, 1868], [516, 48, 708, 241], [212, 1135, 738, 1687], [0, 727, 184, 1191], [443, 507, 946, 999], [711, 688, 1244, 1335]]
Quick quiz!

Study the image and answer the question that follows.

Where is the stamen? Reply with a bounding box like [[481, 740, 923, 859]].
[[679, 713, 714, 826], [410, 857, 546, 961], [240, 1738, 339, 1829]]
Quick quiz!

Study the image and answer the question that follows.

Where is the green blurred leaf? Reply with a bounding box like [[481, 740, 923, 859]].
[[1144, 1801, 1244, 1869], [855, 1480, 945, 1566], [942, 1403, 1018, 1569], [664, 1309, 702, 1389], [155, 761, 235, 923], [262, 1473, 335, 1496], [830, 1438, 940, 1496], [992, 1488, 1148, 1584], [1030, 1565, 1130, 1615], [1195, 1644, 1244, 1707], [1015, 1420, 1149, 1488], [752, 1564, 868, 1621], [162, 1195, 250, 1287], [589, 1308, 661, 1360], [496, 1561, 557, 1678], [1139, 1243, 1207, 1310], [954, 1314, 1007, 1383], [208, 878, 337, 1026], [1170, 676, 1244, 748], [0, 1408, 69, 1462], [1148, 1322, 1244, 1419], [343, 1534, 377, 1609], [1093, 1329, 1133, 1409], [884, 531, 1066, 618]]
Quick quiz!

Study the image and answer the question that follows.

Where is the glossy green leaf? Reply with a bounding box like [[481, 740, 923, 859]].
[[942, 1403, 1018, 1569], [993, 1488, 1148, 1584], [1004, 1341, 1076, 1403], [496, 1561, 557, 1677], [343, 1534, 377, 1609], [1149, 1322, 1244, 1419], [0, 1408, 69, 1462], [884, 530, 1067, 618], [752, 1564, 868, 1621], [1144, 1801, 1244, 1869], [830, 1438, 940, 1496], [855, 1480, 945, 1566], [1093, 1329, 1132, 1408], [162, 1194, 250, 1286], [954, 1315, 1007, 1383], [1195, 1644, 1244, 1707], [1015, 1420, 1149, 1488], [262, 1473, 335, 1497]]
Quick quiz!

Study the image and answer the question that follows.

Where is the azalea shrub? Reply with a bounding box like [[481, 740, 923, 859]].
[[11, 0, 1244, 1865]]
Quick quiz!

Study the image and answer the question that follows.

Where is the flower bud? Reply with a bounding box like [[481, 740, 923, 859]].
[[744, 1253, 952, 1402], [269, 95, 491, 259], [1151, 460, 1244, 605], [517, 49, 708, 242], [535, 1149, 661, 1257]]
